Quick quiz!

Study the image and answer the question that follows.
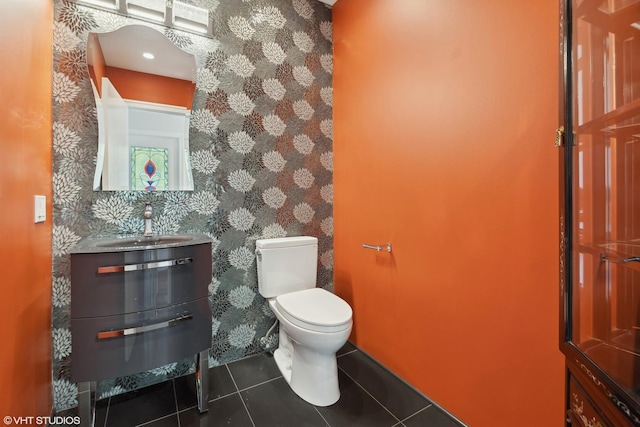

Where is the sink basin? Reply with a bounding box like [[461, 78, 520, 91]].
[[95, 236, 192, 248], [70, 233, 213, 253]]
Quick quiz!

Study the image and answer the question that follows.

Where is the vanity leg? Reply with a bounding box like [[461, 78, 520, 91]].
[[196, 350, 209, 413], [77, 381, 96, 427]]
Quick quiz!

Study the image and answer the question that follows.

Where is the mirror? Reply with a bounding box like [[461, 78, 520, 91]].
[[87, 25, 197, 191]]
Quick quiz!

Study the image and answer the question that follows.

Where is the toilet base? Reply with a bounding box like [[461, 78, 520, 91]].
[[273, 346, 340, 407]]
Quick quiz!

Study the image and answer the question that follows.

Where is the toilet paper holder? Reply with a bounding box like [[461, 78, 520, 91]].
[[362, 243, 392, 252]]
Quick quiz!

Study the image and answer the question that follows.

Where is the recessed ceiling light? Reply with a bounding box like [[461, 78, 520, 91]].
[[142, 52, 155, 59]]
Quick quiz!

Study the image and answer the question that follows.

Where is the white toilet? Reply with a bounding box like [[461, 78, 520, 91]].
[[256, 236, 353, 407]]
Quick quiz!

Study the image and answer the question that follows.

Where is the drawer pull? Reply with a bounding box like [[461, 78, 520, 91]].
[[97, 314, 193, 339], [97, 257, 193, 274]]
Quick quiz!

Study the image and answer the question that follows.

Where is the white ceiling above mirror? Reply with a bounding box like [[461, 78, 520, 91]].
[[92, 25, 196, 82], [87, 25, 197, 191]]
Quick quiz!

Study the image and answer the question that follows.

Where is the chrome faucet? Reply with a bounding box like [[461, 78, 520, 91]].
[[143, 202, 153, 237]]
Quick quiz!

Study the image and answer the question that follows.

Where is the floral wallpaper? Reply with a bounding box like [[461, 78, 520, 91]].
[[51, 0, 333, 410]]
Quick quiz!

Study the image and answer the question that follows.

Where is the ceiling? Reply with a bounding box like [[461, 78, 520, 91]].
[[89, 25, 197, 82]]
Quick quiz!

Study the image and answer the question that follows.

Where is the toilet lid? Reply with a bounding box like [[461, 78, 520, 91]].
[[276, 288, 352, 332]]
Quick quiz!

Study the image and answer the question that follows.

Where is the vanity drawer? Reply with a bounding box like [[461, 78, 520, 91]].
[[71, 297, 211, 382], [568, 375, 612, 427], [71, 243, 211, 318]]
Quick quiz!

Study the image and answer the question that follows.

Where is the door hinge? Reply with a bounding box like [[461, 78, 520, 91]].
[[555, 126, 565, 147]]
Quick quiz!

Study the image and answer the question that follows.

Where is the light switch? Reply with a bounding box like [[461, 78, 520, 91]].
[[34, 195, 46, 223]]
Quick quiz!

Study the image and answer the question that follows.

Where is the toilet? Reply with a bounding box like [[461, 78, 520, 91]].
[[256, 236, 353, 407]]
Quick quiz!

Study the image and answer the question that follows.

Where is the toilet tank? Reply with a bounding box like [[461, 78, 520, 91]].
[[256, 236, 318, 298]]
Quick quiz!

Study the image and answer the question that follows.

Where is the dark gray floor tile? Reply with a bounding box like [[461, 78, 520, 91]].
[[338, 351, 430, 420], [103, 381, 176, 427], [174, 365, 238, 410], [138, 414, 180, 426], [179, 394, 254, 427], [402, 406, 463, 427], [337, 341, 358, 356], [316, 370, 399, 427], [241, 377, 328, 427], [227, 352, 282, 390], [63, 344, 462, 427]]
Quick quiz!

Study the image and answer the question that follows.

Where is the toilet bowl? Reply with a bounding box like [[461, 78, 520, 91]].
[[269, 288, 352, 406], [256, 237, 353, 406]]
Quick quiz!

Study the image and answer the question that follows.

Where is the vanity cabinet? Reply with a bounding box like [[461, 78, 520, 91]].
[[70, 236, 212, 426], [559, 0, 640, 425], [71, 244, 210, 318]]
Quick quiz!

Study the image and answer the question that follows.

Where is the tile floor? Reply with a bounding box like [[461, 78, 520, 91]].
[[72, 342, 464, 427]]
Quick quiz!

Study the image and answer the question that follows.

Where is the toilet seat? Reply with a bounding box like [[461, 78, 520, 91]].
[[275, 288, 352, 333]]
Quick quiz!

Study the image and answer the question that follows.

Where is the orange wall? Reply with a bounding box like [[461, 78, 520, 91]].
[[105, 66, 196, 108], [332, 1, 564, 426], [0, 0, 53, 418]]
